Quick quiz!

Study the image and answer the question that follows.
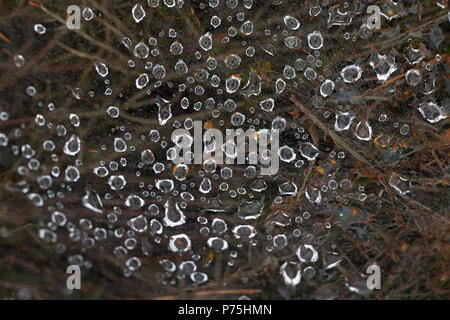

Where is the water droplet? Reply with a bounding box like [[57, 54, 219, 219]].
[[132, 4, 146, 23], [341, 65, 362, 83], [34, 24, 46, 35], [354, 121, 372, 141], [95, 62, 109, 77], [63, 135, 81, 156], [168, 234, 191, 252], [283, 15, 300, 30], [280, 262, 301, 287], [199, 32, 213, 51], [307, 31, 323, 50], [299, 142, 320, 161], [114, 138, 127, 152]]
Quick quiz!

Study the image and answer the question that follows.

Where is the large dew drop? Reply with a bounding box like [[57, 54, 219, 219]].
[[132, 4, 146, 23], [334, 111, 355, 131], [125, 194, 145, 209], [207, 237, 229, 251], [63, 135, 81, 156], [108, 175, 126, 190], [163, 199, 186, 227], [0, 133, 9, 147], [65, 165, 80, 182], [307, 31, 323, 50], [95, 62, 109, 77], [114, 137, 127, 152], [225, 75, 241, 93], [369, 53, 397, 81], [199, 32, 213, 51], [156, 98, 172, 126], [232, 225, 257, 239], [296, 244, 318, 263], [134, 41, 149, 59], [260, 98, 275, 112], [320, 79, 335, 97], [168, 234, 191, 253], [136, 73, 149, 89], [341, 65, 362, 83], [418, 102, 447, 123], [141, 149, 155, 165], [199, 177, 212, 194], [280, 262, 301, 287], [354, 121, 372, 141], [82, 190, 104, 213], [129, 215, 148, 233], [299, 142, 320, 161], [283, 15, 300, 30]]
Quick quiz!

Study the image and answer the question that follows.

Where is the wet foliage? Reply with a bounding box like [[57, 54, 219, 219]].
[[0, 0, 449, 299]]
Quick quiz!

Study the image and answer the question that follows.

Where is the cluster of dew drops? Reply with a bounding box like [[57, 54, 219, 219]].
[[3, 0, 449, 293]]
